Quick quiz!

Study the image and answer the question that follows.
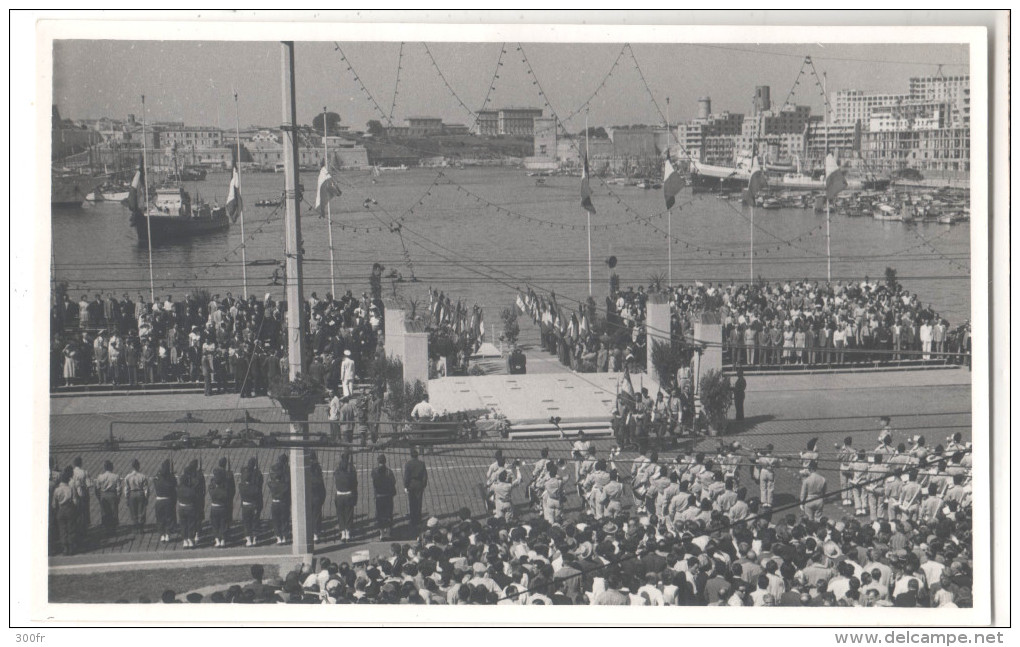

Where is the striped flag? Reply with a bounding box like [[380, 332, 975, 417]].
[[315, 163, 341, 215], [746, 170, 767, 204], [663, 151, 686, 209], [225, 162, 242, 223], [125, 156, 145, 212], [580, 154, 596, 214], [824, 153, 848, 202]]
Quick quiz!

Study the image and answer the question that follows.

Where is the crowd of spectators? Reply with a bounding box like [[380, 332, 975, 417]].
[[119, 428, 972, 607], [665, 278, 969, 367], [518, 287, 648, 374], [50, 289, 383, 392]]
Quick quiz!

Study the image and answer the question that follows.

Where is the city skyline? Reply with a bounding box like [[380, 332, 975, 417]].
[[53, 41, 968, 131]]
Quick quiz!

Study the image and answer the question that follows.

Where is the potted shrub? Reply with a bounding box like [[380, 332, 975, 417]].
[[268, 372, 325, 418], [699, 369, 733, 436]]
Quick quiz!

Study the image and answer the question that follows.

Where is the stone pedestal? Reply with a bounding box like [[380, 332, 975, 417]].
[[645, 294, 671, 384], [693, 313, 723, 391], [403, 331, 430, 387]]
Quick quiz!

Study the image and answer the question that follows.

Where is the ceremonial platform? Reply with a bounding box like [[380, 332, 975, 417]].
[[427, 371, 661, 438]]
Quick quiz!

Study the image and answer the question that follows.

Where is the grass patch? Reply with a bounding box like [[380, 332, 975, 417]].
[[49, 563, 279, 603]]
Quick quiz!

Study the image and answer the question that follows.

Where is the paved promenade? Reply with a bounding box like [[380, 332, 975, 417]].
[[48, 367, 971, 571]]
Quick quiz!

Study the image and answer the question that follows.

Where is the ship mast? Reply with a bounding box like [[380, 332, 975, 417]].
[[141, 94, 154, 302]]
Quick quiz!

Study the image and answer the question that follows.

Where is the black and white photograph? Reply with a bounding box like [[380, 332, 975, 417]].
[[13, 10, 1009, 632]]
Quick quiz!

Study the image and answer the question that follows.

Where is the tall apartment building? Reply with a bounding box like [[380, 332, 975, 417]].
[[909, 74, 969, 127], [160, 126, 223, 149], [474, 107, 544, 137]]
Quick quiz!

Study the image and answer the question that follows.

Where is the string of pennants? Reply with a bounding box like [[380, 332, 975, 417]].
[[334, 42, 394, 127], [560, 44, 629, 124], [387, 42, 405, 124], [908, 228, 970, 274]]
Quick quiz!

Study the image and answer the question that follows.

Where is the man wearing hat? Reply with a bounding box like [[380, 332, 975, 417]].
[[371, 454, 397, 540], [340, 349, 356, 397], [93, 460, 121, 535], [541, 462, 567, 525], [754, 445, 780, 508]]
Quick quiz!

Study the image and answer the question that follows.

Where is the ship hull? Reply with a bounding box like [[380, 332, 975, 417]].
[[131, 211, 230, 245]]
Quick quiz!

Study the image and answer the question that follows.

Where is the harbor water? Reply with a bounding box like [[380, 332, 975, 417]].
[[51, 167, 972, 326]]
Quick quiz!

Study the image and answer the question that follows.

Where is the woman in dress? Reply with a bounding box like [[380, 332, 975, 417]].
[[62, 339, 78, 386]]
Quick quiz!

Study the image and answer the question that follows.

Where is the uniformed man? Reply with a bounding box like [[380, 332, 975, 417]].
[[122, 459, 149, 532], [208, 463, 232, 547], [733, 368, 747, 421], [877, 416, 896, 446], [577, 446, 598, 501], [403, 448, 428, 534], [52, 467, 77, 555], [268, 459, 291, 544], [755, 445, 780, 508], [484, 452, 510, 514], [798, 437, 820, 479], [239, 460, 263, 547], [849, 449, 870, 517], [582, 459, 611, 519], [307, 450, 326, 543], [371, 454, 397, 540], [70, 456, 92, 544], [193, 459, 207, 545], [339, 395, 358, 445], [340, 349, 356, 397], [800, 460, 827, 521], [541, 462, 567, 524], [490, 463, 523, 522], [836, 437, 856, 507], [528, 448, 552, 510], [865, 453, 889, 522], [600, 469, 625, 519], [177, 460, 200, 548], [93, 460, 122, 535]]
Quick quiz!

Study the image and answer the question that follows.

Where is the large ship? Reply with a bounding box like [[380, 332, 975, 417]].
[[130, 185, 229, 245], [129, 150, 229, 245], [52, 169, 104, 207], [690, 155, 756, 192]]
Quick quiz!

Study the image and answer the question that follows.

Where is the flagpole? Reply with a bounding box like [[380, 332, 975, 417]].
[[823, 71, 831, 283], [750, 202, 755, 282], [585, 108, 592, 297], [323, 106, 336, 296], [234, 91, 248, 300], [666, 96, 672, 288], [140, 94, 154, 303]]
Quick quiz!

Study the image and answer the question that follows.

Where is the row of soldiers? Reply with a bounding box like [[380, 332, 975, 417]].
[[474, 427, 972, 536], [48, 450, 412, 556]]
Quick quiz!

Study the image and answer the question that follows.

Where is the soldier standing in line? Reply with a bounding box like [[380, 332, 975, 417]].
[[403, 447, 428, 536], [52, 467, 77, 555], [153, 459, 177, 542], [177, 460, 200, 548], [70, 456, 92, 547], [800, 460, 827, 521], [836, 437, 856, 507], [208, 462, 232, 548], [371, 454, 397, 540], [541, 462, 566, 525], [93, 460, 122, 536], [307, 450, 326, 543], [268, 458, 291, 545], [122, 459, 149, 533], [239, 460, 263, 547], [754, 445, 780, 509], [193, 459, 207, 545]]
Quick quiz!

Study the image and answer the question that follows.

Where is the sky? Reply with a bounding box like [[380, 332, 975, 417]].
[[52, 40, 969, 131]]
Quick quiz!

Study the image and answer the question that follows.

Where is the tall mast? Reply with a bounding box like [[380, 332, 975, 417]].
[[585, 107, 592, 297], [280, 40, 312, 558], [323, 106, 336, 296]]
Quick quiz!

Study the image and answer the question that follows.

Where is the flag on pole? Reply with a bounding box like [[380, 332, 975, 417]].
[[315, 163, 341, 215], [621, 365, 635, 396], [824, 153, 848, 202], [126, 156, 145, 212], [662, 151, 686, 209], [580, 154, 596, 214], [225, 161, 243, 223], [746, 170, 767, 204]]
